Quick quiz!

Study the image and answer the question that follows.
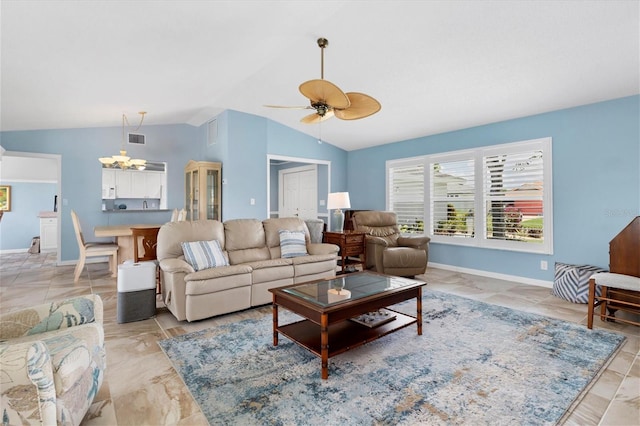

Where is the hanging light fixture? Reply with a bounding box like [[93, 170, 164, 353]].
[[99, 111, 147, 170]]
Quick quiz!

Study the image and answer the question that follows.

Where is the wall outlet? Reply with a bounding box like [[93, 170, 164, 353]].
[[540, 260, 548, 270], [250, 198, 255, 205]]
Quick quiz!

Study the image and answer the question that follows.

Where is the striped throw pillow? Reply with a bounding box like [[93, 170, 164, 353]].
[[279, 230, 308, 258], [181, 240, 229, 271]]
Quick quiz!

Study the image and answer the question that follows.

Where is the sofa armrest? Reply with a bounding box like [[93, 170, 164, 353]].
[[365, 235, 390, 247], [307, 243, 339, 256], [397, 235, 431, 249], [159, 258, 195, 274], [0, 295, 103, 340], [0, 341, 57, 425]]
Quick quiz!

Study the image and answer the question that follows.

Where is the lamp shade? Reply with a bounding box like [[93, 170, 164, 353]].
[[327, 192, 351, 210]]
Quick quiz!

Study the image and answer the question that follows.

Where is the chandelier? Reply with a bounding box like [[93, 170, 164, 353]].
[[99, 111, 147, 170]]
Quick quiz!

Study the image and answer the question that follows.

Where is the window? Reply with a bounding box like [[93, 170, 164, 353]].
[[430, 155, 475, 238], [387, 158, 424, 233], [386, 138, 553, 254]]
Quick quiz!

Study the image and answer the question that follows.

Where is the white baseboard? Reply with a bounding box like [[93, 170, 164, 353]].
[[428, 262, 553, 289], [0, 248, 29, 254]]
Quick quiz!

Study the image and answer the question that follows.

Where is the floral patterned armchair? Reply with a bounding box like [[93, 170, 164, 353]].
[[0, 295, 105, 425]]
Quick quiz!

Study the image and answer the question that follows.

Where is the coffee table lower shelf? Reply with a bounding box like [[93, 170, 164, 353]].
[[277, 309, 416, 359]]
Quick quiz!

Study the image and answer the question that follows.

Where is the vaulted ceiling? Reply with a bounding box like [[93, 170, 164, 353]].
[[1, 1, 638, 151]]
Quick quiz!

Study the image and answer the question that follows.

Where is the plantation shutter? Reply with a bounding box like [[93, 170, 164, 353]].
[[388, 161, 425, 233], [430, 158, 475, 237], [483, 147, 544, 244]]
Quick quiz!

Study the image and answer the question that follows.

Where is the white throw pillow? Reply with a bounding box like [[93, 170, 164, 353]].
[[181, 240, 229, 271], [279, 230, 308, 258]]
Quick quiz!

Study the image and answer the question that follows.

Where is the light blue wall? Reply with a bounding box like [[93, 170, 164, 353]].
[[266, 119, 348, 193], [198, 110, 349, 221], [0, 110, 349, 262], [0, 124, 200, 261], [3, 96, 636, 286], [0, 182, 56, 250], [224, 111, 268, 219], [347, 95, 640, 282]]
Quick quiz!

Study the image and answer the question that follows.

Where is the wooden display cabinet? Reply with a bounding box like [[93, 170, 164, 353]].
[[184, 160, 222, 221]]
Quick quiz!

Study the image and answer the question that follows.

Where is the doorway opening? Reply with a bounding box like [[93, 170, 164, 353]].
[[0, 151, 62, 264], [267, 155, 331, 226]]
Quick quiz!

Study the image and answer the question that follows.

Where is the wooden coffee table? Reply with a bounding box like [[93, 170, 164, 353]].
[[269, 271, 425, 379]]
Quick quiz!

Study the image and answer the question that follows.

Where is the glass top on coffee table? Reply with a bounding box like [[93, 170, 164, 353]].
[[283, 271, 424, 307]]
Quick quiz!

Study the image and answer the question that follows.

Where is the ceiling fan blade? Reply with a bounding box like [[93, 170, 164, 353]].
[[300, 109, 335, 124], [264, 105, 312, 110], [299, 79, 350, 109], [334, 92, 381, 120]]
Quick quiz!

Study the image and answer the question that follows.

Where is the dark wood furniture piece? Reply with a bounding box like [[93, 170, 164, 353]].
[[587, 216, 640, 328], [323, 230, 366, 274], [131, 226, 161, 293], [269, 271, 425, 379], [131, 227, 160, 262], [343, 209, 370, 231]]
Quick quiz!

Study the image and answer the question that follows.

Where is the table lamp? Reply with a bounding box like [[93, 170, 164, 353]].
[[327, 192, 351, 232]]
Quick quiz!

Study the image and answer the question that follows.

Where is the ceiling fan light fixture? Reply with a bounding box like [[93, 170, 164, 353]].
[[267, 37, 380, 124]]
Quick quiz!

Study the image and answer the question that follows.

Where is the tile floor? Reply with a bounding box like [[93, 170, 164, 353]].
[[0, 252, 638, 425]]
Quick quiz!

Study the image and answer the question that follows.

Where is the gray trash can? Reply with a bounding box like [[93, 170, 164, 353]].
[[117, 262, 156, 323]]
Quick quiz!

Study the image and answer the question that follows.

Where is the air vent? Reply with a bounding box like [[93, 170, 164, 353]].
[[128, 133, 145, 145]]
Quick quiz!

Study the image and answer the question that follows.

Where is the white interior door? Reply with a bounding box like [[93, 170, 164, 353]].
[[279, 165, 318, 219]]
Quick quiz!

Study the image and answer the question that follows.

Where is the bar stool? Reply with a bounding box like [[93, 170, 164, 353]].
[[587, 272, 640, 328]]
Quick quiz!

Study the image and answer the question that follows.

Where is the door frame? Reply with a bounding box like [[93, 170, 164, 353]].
[[278, 164, 318, 218], [1, 150, 62, 264], [267, 154, 331, 222]]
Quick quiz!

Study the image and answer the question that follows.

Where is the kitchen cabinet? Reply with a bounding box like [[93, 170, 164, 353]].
[[143, 171, 163, 198], [184, 160, 222, 221], [114, 170, 134, 198], [102, 169, 164, 199], [102, 169, 116, 199], [39, 217, 57, 251]]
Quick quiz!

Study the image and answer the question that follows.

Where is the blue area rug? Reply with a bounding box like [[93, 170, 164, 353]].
[[158, 290, 625, 425]]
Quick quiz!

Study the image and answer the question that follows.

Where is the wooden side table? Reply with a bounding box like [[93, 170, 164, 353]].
[[323, 231, 366, 274]]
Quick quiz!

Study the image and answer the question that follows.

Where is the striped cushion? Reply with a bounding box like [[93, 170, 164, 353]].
[[181, 240, 229, 271], [279, 230, 308, 258], [553, 262, 607, 303]]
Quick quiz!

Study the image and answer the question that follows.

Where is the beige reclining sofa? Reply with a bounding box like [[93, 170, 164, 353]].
[[157, 217, 339, 322]]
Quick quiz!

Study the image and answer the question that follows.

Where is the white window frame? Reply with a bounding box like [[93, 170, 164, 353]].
[[386, 137, 553, 255], [386, 156, 426, 234]]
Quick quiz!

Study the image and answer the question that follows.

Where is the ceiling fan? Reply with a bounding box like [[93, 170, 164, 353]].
[[266, 38, 381, 124]]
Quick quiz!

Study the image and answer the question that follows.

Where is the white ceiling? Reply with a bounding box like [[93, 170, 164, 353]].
[[1, 1, 638, 151]]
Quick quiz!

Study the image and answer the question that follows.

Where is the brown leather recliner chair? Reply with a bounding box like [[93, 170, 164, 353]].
[[352, 211, 430, 277]]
